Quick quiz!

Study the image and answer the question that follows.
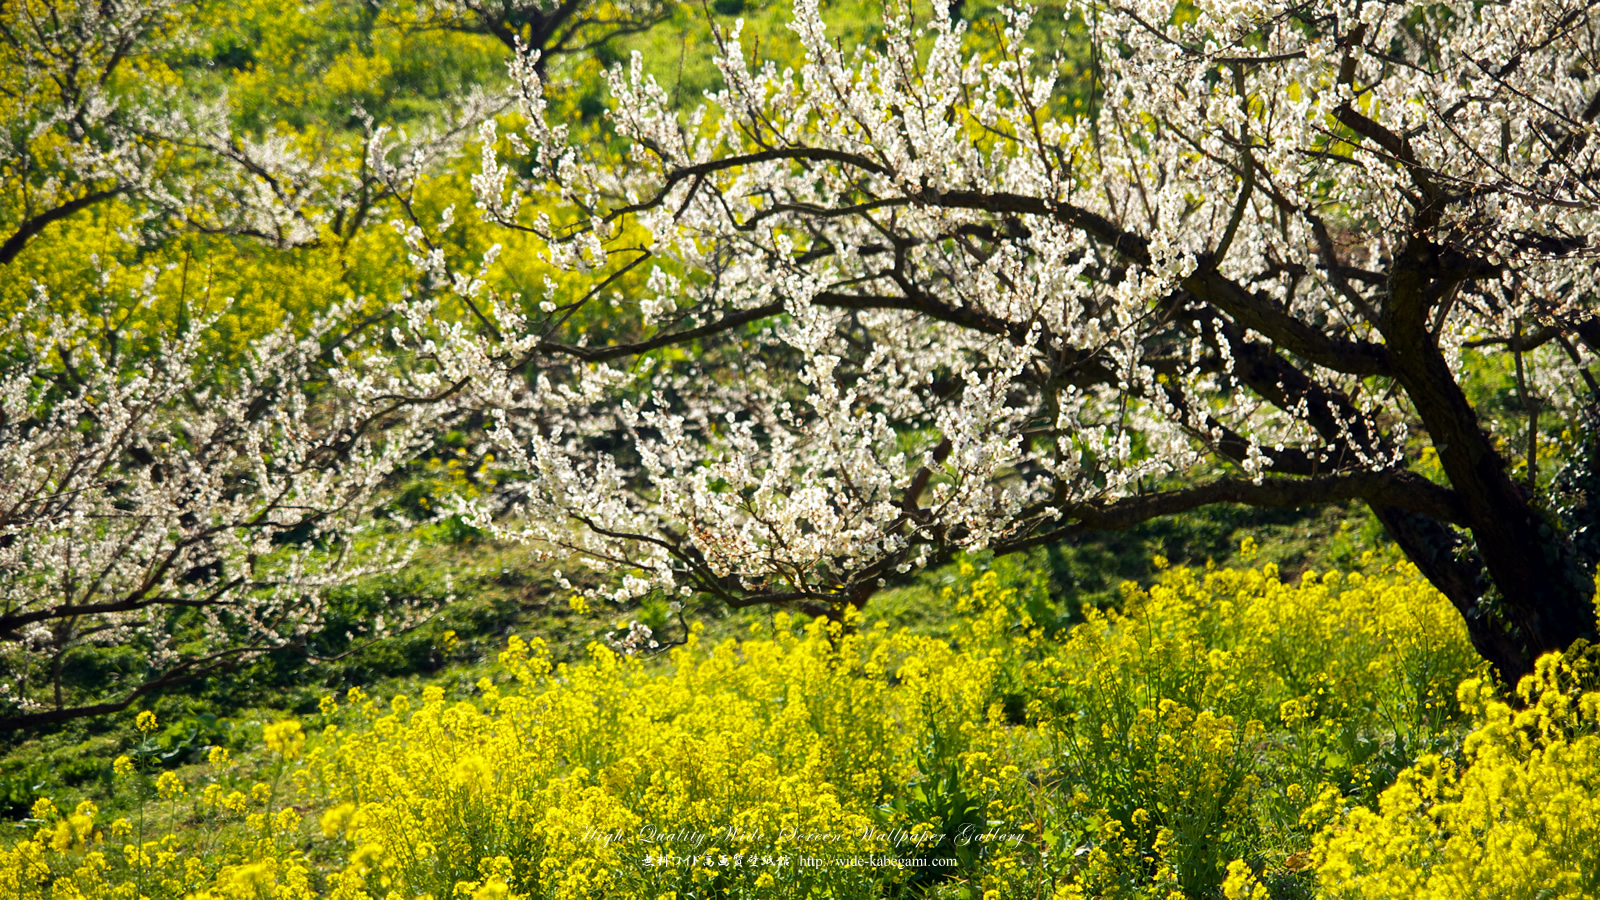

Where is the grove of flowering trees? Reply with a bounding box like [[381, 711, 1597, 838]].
[[5, 0, 1600, 727]]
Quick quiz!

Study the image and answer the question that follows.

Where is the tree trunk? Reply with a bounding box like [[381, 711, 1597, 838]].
[[1383, 244, 1598, 684]]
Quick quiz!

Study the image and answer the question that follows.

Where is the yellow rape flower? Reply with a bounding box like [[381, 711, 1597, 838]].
[[470, 879, 508, 900], [0, 558, 1495, 900], [321, 803, 358, 838], [155, 771, 186, 800], [264, 720, 305, 759]]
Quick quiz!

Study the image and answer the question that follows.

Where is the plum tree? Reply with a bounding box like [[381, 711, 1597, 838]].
[[406, 0, 1600, 681]]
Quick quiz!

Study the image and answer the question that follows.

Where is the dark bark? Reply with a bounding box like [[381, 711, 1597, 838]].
[[1377, 238, 1599, 683], [0, 188, 122, 265], [0, 648, 252, 732], [434, 0, 668, 72]]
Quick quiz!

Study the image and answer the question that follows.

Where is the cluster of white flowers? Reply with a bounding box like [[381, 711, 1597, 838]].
[[0, 284, 440, 726], [380, 0, 1599, 621], [606, 620, 659, 655]]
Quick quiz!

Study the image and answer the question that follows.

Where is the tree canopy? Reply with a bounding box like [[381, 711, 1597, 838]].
[[408, 0, 1600, 681]]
